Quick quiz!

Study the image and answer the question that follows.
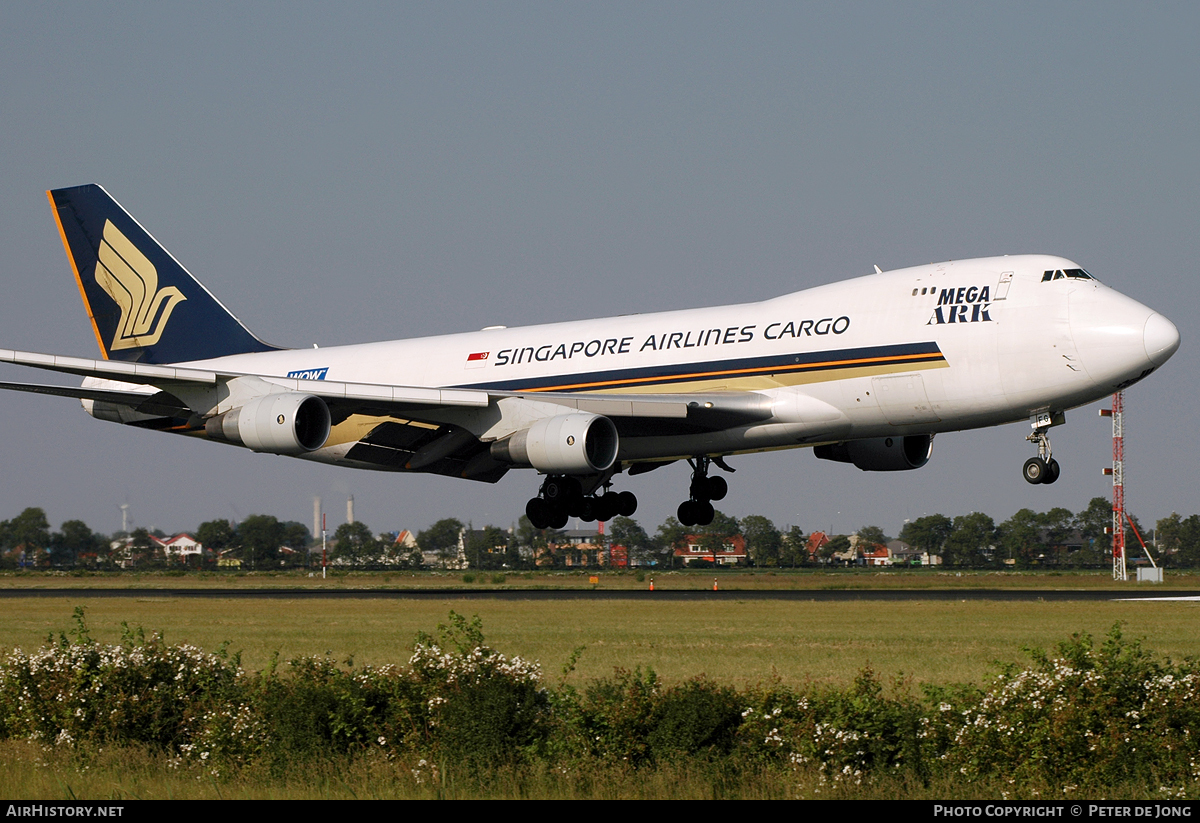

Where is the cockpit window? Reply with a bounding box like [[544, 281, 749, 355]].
[[1043, 268, 1097, 282]]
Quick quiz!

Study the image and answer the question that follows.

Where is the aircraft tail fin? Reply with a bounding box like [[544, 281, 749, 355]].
[[47, 184, 280, 364]]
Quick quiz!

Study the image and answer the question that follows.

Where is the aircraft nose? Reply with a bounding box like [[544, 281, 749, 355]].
[[1143, 311, 1180, 367], [1069, 289, 1178, 389]]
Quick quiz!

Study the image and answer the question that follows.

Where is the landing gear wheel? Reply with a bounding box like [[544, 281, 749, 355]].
[[705, 476, 728, 501], [526, 498, 549, 529], [678, 500, 698, 527], [677, 499, 715, 527], [680, 457, 728, 526], [617, 490, 638, 517], [1023, 457, 1048, 485], [578, 496, 598, 523], [543, 476, 581, 509], [595, 492, 621, 522], [1043, 458, 1061, 485]]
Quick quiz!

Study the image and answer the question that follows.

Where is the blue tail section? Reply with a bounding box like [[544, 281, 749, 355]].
[[48, 184, 280, 364]]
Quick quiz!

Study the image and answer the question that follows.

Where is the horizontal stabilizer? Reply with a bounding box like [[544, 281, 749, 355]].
[[0, 379, 157, 404]]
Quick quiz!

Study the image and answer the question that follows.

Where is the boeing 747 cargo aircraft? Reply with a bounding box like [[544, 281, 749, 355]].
[[0, 185, 1180, 529]]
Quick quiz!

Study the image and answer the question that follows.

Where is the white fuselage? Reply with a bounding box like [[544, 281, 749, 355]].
[[170, 254, 1175, 470]]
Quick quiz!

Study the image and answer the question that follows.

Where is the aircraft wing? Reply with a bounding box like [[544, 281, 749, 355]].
[[0, 347, 775, 433], [0, 348, 490, 410], [0, 348, 218, 384]]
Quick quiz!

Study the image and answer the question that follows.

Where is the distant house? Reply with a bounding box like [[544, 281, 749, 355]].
[[106, 532, 206, 567], [394, 530, 418, 552], [887, 539, 930, 566], [806, 531, 831, 561], [540, 528, 629, 568], [107, 537, 136, 567], [152, 533, 204, 561], [544, 529, 603, 567], [825, 534, 857, 565], [674, 534, 748, 566], [860, 543, 891, 567]]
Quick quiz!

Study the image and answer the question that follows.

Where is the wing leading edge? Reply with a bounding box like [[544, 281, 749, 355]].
[[0, 347, 792, 459]]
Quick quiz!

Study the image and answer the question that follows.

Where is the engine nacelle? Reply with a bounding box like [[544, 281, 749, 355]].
[[205, 393, 331, 455], [813, 434, 933, 472], [491, 412, 619, 474]]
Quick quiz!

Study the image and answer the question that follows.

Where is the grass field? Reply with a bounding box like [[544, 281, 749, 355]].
[[3, 590, 1198, 688], [4, 572, 1199, 800]]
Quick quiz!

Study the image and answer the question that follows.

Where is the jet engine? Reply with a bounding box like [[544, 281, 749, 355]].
[[813, 434, 933, 471], [205, 393, 331, 454], [491, 412, 618, 474]]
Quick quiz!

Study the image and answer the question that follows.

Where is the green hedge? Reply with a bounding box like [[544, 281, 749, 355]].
[[2, 610, 1198, 795]]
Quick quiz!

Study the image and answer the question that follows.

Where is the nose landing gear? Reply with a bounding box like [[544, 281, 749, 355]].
[[1023, 411, 1063, 485], [1022, 454, 1060, 484]]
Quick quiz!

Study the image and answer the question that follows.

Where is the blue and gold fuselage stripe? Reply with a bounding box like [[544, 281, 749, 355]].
[[459, 342, 945, 393]]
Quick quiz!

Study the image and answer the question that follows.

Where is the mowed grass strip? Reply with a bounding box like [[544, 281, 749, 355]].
[[2, 597, 1198, 689], [6, 739, 1146, 800], [3, 568, 1199, 591]]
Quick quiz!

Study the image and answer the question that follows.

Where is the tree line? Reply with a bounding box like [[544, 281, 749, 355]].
[[0, 510, 310, 570], [0, 496, 1193, 570]]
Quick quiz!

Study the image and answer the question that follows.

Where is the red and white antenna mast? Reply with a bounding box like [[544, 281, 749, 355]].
[[1101, 392, 1126, 581]]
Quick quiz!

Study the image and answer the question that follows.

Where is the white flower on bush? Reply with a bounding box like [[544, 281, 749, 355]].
[[409, 642, 542, 689]]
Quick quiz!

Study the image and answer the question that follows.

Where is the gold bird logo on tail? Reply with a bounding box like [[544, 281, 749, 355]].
[[94, 220, 186, 351]]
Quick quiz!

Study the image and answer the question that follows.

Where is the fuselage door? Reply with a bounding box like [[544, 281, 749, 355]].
[[995, 271, 1014, 300]]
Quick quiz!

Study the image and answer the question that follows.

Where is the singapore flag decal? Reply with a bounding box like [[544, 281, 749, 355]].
[[465, 351, 489, 369]]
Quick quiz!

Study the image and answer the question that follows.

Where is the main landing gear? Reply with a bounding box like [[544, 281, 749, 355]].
[[677, 457, 731, 527], [525, 475, 638, 530], [1023, 412, 1062, 485]]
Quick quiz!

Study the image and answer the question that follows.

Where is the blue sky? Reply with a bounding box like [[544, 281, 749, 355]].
[[1, 3, 1195, 539]]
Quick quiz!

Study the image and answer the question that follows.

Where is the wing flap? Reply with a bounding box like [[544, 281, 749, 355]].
[[264, 377, 490, 409], [547, 396, 688, 419], [507, 389, 775, 429]]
